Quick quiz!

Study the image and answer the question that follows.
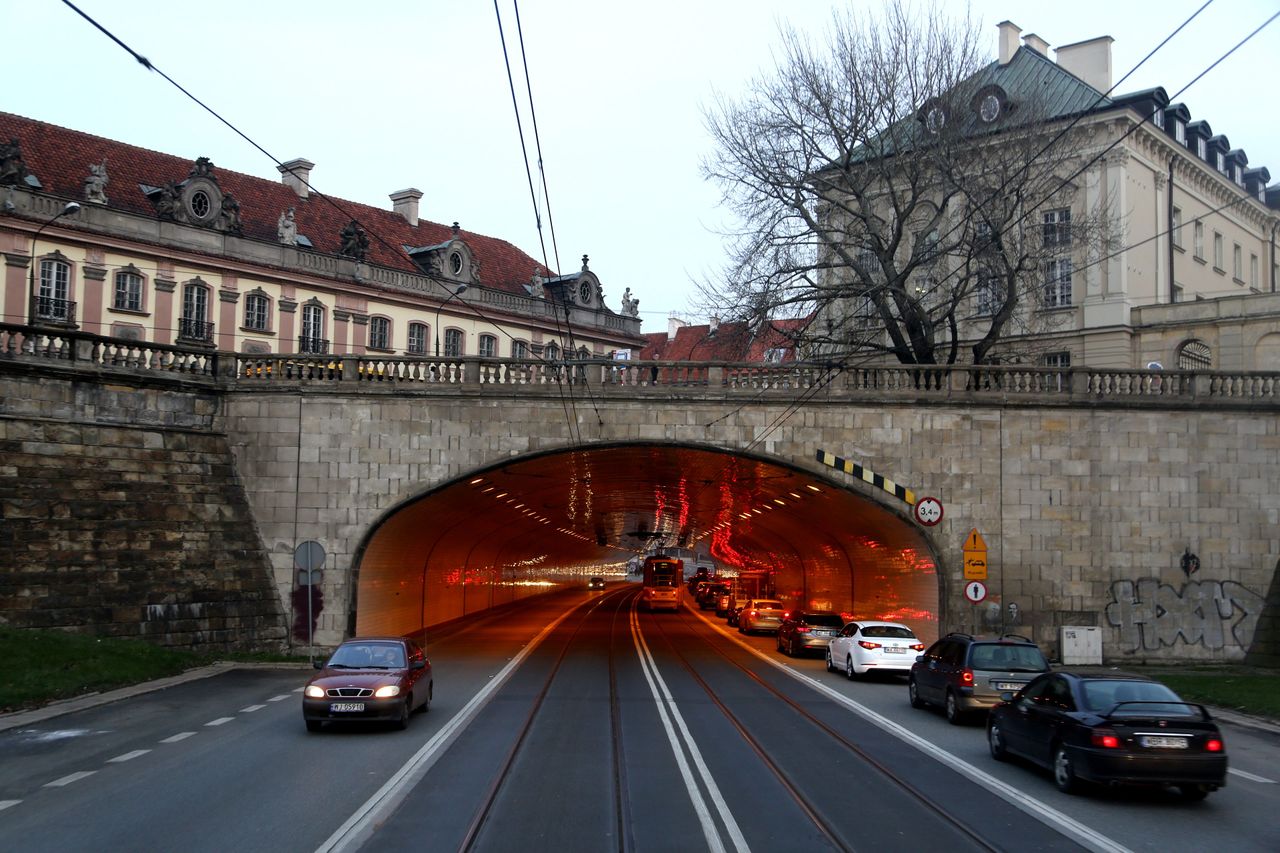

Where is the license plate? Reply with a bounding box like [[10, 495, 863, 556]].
[[330, 702, 365, 713], [884, 647, 906, 654], [814, 630, 834, 636], [1140, 736, 1188, 749], [994, 682, 1025, 691]]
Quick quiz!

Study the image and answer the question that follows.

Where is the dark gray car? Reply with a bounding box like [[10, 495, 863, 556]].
[[909, 633, 1050, 724]]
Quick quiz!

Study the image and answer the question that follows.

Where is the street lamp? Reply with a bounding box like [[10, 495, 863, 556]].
[[27, 201, 81, 326], [434, 283, 468, 357]]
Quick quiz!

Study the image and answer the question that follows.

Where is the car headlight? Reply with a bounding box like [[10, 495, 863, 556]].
[[304, 685, 326, 698], [374, 685, 401, 698]]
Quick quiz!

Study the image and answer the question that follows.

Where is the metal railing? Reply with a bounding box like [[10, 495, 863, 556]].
[[177, 318, 215, 344], [33, 296, 77, 326]]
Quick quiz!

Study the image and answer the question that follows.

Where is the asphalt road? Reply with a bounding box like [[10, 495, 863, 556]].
[[1, 586, 1277, 853]]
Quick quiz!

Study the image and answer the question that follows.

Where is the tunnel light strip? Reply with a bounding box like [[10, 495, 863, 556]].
[[816, 450, 916, 506]]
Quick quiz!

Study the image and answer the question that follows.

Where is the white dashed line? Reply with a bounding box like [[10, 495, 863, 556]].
[[45, 771, 96, 787], [268, 695, 291, 702], [240, 704, 266, 713], [205, 717, 234, 727], [1229, 768, 1276, 784], [0, 800, 21, 812], [107, 750, 151, 763], [160, 732, 196, 743]]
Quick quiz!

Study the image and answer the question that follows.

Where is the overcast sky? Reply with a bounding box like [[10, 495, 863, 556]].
[[8, 1, 1277, 333]]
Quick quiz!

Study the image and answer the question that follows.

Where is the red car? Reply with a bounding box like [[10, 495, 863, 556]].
[[303, 637, 432, 731]]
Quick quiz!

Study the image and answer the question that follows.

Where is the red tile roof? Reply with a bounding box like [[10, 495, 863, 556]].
[[639, 316, 813, 362], [0, 111, 555, 294]]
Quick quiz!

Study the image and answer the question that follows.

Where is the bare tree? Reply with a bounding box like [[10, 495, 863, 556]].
[[702, 1, 1116, 365]]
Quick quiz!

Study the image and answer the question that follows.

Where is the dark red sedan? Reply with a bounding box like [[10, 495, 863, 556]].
[[987, 671, 1227, 799], [303, 637, 432, 732]]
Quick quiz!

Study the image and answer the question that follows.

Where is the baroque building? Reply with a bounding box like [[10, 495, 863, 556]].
[[0, 112, 645, 361]]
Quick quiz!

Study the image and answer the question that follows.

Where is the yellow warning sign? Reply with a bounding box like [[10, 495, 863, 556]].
[[963, 528, 988, 580]]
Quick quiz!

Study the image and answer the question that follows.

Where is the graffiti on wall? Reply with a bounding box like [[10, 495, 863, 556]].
[[1105, 578, 1264, 652]]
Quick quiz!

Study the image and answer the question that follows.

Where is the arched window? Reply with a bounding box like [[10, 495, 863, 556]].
[[243, 292, 271, 332], [37, 256, 73, 323], [444, 328, 464, 357], [301, 302, 326, 353], [369, 316, 392, 350], [478, 334, 498, 357], [180, 280, 213, 343], [407, 322, 427, 354], [512, 340, 529, 359], [113, 268, 144, 312], [1176, 339, 1212, 370]]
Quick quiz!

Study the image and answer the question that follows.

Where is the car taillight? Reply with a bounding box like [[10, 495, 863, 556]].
[[796, 625, 811, 633], [858, 640, 881, 650], [749, 610, 758, 617], [1205, 738, 1223, 752], [1091, 729, 1120, 748], [961, 669, 974, 685], [910, 643, 925, 651]]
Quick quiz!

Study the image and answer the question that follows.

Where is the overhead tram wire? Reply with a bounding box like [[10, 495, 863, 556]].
[[727, 9, 1279, 450], [63, 0, 591, 401]]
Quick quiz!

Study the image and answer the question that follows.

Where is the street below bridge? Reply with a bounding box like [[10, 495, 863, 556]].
[[1, 588, 1276, 853]]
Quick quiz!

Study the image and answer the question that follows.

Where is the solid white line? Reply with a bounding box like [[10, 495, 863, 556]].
[[205, 717, 234, 727], [688, 607, 1133, 853], [314, 601, 587, 853], [44, 771, 96, 787], [240, 704, 266, 713], [0, 800, 22, 811], [160, 732, 196, 743], [107, 749, 150, 763], [268, 695, 291, 702], [1228, 767, 1276, 784]]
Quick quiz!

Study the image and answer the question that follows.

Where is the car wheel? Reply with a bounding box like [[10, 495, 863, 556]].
[[908, 677, 926, 709], [845, 655, 858, 680], [825, 650, 836, 672], [738, 623, 745, 634], [1053, 744, 1080, 794], [395, 698, 411, 730], [988, 720, 1008, 761], [416, 681, 432, 714], [776, 635, 785, 652], [788, 638, 798, 657], [1177, 784, 1210, 801], [944, 690, 965, 725], [305, 720, 323, 733]]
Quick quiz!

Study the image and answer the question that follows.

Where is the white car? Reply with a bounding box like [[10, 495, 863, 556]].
[[826, 621, 924, 679]]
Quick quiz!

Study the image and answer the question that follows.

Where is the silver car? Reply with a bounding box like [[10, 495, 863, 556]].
[[737, 599, 786, 635]]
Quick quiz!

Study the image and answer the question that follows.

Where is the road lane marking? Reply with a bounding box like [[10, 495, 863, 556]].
[[107, 750, 150, 763], [689, 606, 1132, 853], [630, 605, 748, 853], [240, 704, 266, 713], [315, 596, 589, 853], [268, 695, 291, 702], [204, 717, 234, 727], [45, 771, 96, 787], [1229, 768, 1276, 784], [160, 732, 196, 743], [0, 800, 21, 811]]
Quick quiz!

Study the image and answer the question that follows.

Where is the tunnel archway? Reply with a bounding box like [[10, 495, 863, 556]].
[[351, 443, 941, 643]]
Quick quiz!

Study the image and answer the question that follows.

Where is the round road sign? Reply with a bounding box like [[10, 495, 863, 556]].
[[964, 581, 987, 603], [913, 496, 944, 526]]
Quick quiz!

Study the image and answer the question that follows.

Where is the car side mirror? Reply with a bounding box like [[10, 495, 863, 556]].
[[915, 655, 924, 663], [411, 659, 426, 670], [313, 660, 324, 669], [999, 691, 1014, 702]]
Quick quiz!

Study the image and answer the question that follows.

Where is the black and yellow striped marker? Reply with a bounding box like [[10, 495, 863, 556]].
[[816, 449, 916, 506]]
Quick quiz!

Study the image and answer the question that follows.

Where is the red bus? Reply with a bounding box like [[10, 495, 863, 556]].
[[639, 555, 683, 611]]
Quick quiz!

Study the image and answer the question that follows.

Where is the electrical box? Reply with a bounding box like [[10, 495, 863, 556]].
[[1059, 626, 1102, 665]]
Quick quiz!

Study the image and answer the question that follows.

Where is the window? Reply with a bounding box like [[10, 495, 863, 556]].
[[1043, 351, 1071, 368], [1043, 258, 1073, 308], [1232, 244, 1242, 281], [915, 229, 940, 263], [1213, 232, 1223, 270], [1196, 137, 1206, 159], [1152, 107, 1164, 129], [369, 316, 391, 350], [443, 328, 463, 357], [1215, 151, 1225, 173], [975, 272, 1001, 316], [37, 257, 72, 322], [180, 281, 212, 342], [113, 270, 143, 312], [1233, 165, 1243, 186], [1042, 208, 1071, 248], [1251, 254, 1259, 289], [1171, 207, 1183, 249], [300, 303, 326, 353], [407, 322, 427, 354], [545, 342, 561, 362], [856, 246, 878, 277], [1176, 339, 1212, 370], [243, 293, 269, 331], [974, 221, 996, 253], [512, 340, 529, 358], [764, 347, 785, 363], [1174, 120, 1186, 144], [1193, 221, 1204, 259], [478, 334, 497, 358]]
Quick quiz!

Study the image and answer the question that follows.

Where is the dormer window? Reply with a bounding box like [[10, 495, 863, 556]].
[[1233, 165, 1243, 186], [1196, 138, 1206, 159], [450, 251, 463, 276], [1215, 152, 1225, 172], [1260, 186, 1267, 203], [1152, 107, 1164, 129], [1174, 121, 1186, 143]]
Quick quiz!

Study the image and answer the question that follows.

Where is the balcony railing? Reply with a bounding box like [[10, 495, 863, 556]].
[[298, 335, 330, 355], [33, 296, 77, 326], [177, 318, 215, 344]]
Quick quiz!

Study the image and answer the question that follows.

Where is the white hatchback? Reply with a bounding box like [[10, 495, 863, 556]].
[[826, 621, 924, 679]]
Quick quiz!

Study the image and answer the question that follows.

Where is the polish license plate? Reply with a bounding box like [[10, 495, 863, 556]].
[[330, 702, 365, 713], [994, 682, 1025, 691], [814, 630, 834, 636], [1140, 735, 1188, 749], [884, 647, 906, 654]]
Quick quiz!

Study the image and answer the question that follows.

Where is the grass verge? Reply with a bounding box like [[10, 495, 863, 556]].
[[0, 626, 307, 714], [1153, 671, 1280, 721]]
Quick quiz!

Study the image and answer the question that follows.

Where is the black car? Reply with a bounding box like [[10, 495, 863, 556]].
[[987, 671, 1228, 799], [909, 632, 1050, 724], [697, 582, 730, 610], [587, 576, 606, 590]]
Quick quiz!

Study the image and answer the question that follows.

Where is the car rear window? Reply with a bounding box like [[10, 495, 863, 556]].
[[860, 625, 916, 638], [752, 600, 783, 610], [802, 613, 845, 627], [969, 644, 1048, 671], [1080, 679, 1191, 714]]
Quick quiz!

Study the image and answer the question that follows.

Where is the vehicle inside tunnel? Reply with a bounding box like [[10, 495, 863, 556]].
[[352, 444, 940, 643]]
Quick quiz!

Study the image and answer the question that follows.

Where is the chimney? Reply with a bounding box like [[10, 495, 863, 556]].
[[1022, 33, 1050, 56], [1055, 36, 1114, 94], [389, 188, 423, 226], [709, 314, 720, 334], [668, 314, 687, 341], [997, 20, 1021, 65], [278, 158, 314, 199]]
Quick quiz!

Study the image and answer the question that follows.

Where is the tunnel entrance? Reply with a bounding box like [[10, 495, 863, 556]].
[[351, 444, 940, 643]]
